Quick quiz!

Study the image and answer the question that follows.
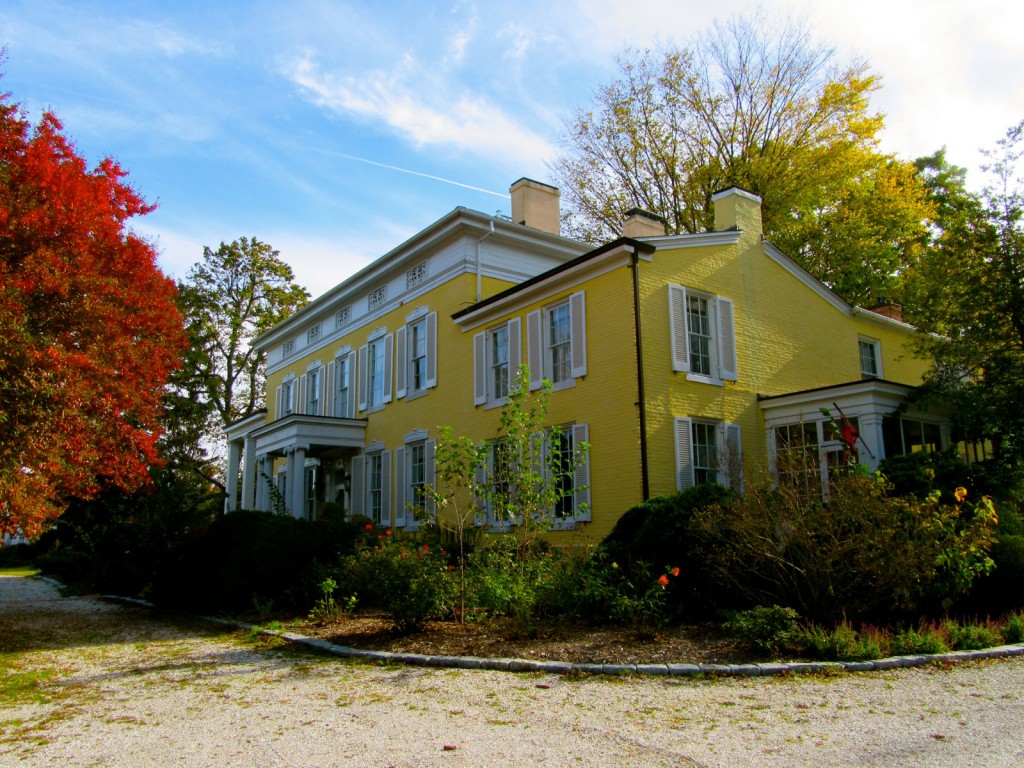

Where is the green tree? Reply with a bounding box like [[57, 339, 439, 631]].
[[550, 13, 932, 305], [175, 238, 309, 487], [911, 124, 1024, 475]]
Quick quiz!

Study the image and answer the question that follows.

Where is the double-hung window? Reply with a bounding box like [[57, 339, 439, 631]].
[[859, 338, 882, 379], [278, 377, 296, 417], [306, 366, 322, 415], [396, 309, 437, 400], [526, 291, 587, 391], [473, 318, 521, 407], [358, 330, 393, 412], [546, 424, 591, 527], [668, 285, 737, 384], [395, 431, 435, 530], [350, 443, 391, 527], [674, 417, 742, 490], [331, 350, 354, 418]]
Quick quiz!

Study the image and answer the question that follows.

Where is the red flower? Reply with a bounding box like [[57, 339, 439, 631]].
[[658, 574, 669, 588], [364, 523, 373, 531], [377, 534, 383, 540], [385, 529, 392, 537], [422, 544, 430, 552], [401, 552, 407, 559], [671, 567, 680, 578]]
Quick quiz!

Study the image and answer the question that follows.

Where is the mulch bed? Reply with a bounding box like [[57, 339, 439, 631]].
[[296, 612, 751, 665]]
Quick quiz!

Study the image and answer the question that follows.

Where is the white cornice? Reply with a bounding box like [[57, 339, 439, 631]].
[[453, 246, 634, 331], [254, 208, 587, 350], [642, 231, 742, 250]]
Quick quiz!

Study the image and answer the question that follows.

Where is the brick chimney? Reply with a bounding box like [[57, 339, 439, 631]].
[[711, 187, 763, 236], [510, 178, 560, 235], [867, 302, 904, 322], [622, 208, 666, 238]]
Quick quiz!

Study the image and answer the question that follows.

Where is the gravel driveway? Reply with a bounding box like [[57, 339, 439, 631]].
[[2, 574, 1023, 768]]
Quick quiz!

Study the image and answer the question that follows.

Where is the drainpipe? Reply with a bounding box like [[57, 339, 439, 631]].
[[475, 221, 495, 302], [631, 247, 650, 501]]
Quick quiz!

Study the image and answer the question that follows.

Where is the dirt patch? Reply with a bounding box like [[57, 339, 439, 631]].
[[296, 613, 750, 665]]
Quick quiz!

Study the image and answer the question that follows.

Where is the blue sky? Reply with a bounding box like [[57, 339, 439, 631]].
[[3, 0, 1022, 297]]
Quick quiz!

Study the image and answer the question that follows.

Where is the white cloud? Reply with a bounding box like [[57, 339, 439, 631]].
[[285, 54, 557, 171]]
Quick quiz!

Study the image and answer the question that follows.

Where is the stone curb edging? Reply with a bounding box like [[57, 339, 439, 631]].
[[94, 589, 1024, 679]]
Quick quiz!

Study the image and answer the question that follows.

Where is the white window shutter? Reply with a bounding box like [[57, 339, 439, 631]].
[[395, 325, 407, 400], [508, 317, 522, 378], [317, 366, 326, 415], [527, 309, 543, 390], [572, 423, 591, 521], [350, 455, 365, 518], [475, 460, 489, 526], [381, 449, 392, 527], [275, 385, 282, 419], [425, 312, 437, 389], [326, 362, 335, 415], [569, 291, 587, 379], [669, 285, 690, 373], [674, 417, 694, 490], [297, 375, 306, 415], [722, 422, 743, 491], [394, 446, 406, 527], [473, 332, 487, 406], [357, 345, 368, 412], [717, 297, 738, 381], [382, 334, 394, 404]]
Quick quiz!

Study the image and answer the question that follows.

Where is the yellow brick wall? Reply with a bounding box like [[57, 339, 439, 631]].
[[638, 195, 930, 497]]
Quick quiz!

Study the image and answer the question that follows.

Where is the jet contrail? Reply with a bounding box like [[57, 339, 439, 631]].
[[326, 151, 510, 199]]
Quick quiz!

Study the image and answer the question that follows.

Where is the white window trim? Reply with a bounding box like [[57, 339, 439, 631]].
[[277, 374, 297, 418], [358, 331, 393, 413], [396, 433, 435, 531], [526, 291, 586, 392], [668, 284, 738, 385], [859, 336, 883, 379], [544, 423, 591, 530], [674, 417, 742, 491], [396, 311, 437, 400], [329, 348, 355, 419], [474, 318, 522, 408], [356, 448, 391, 528]]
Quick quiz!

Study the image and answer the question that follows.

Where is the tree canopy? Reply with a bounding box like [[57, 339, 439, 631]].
[[174, 237, 309, 485], [911, 124, 1024, 474], [0, 91, 185, 535], [551, 13, 933, 306]]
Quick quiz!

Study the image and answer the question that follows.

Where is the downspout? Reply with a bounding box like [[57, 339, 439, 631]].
[[475, 221, 495, 302], [631, 247, 651, 501]]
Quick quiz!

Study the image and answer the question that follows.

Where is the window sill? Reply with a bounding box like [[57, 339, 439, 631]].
[[484, 397, 509, 411], [684, 373, 724, 387]]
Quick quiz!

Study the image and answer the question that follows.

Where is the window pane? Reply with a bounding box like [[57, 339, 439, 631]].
[[410, 320, 427, 391], [686, 295, 712, 376], [548, 304, 571, 383], [490, 326, 509, 400], [691, 421, 718, 485]]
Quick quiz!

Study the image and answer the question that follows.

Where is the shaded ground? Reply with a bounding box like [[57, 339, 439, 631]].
[[5, 575, 1024, 768], [298, 613, 749, 665]]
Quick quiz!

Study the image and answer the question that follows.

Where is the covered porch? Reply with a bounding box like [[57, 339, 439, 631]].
[[226, 413, 367, 519]]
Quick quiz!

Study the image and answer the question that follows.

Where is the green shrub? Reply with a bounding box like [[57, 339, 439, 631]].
[[533, 550, 615, 625], [152, 511, 367, 614], [943, 619, 1002, 651], [1002, 612, 1024, 643], [799, 621, 886, 661], [891, 623, 949, 655], [466, 538, 555, 636], [728, 605, 801, 653], [689, 471, 998, 622], [355, 540, 450, 634]]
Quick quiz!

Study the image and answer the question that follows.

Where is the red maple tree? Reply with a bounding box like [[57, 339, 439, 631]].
[[0, 88, 186, 536]]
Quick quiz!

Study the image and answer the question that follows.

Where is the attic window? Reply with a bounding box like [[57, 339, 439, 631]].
[[282, 339, 295, 358], [307, 323, 321, 345], [369, 285, 386, 310], [335, 306, 351, 328], [406, 262, 427, 289]]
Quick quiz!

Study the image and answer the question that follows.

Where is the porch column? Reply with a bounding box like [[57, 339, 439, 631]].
[[224, 439, 242, 513], [240, 436, 258, 510], [857, 413, 885, 472], [255, 454, 270, 511], [289, 445, 308, 518]]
